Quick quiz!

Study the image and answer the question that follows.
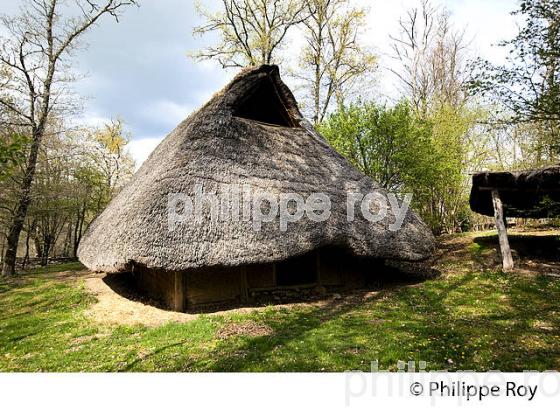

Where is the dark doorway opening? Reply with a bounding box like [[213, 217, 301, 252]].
[[276, 251, 317, 286], [234, 76, 296, 127]]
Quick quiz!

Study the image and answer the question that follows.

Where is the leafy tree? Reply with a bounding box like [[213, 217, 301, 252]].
[[0, 134, 28, 181], [0, 0, 137, 276], [295, 0, 376, 124], [6, 119, 136, 265], [84, 119, 135, 197], [417, 104, 481, 233], [192, 0, 308, 67], [192, 0, 376, 124], [470, 0, 559, 164], [471, 0, 559, 127], [320, 101, 484, 234], [318, 101, 431, 193]]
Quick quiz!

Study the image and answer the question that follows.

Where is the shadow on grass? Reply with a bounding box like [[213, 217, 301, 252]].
[[496, 275, 560, 369], [177, 269, 560, 371], [194, 274, 473, 371], [111, 232, 560, 371], [474, 233, 560, 261], [0, 262, 86, 295], [3, 237, 559, 372]]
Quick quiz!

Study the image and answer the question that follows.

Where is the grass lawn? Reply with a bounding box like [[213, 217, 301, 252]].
[[1, 231, 559, 372]]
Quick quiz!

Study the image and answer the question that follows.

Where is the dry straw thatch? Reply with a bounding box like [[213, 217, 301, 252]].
[[78, 65, 435, 273]]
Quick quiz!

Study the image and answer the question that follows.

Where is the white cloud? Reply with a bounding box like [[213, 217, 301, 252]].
[[128, 137, 164, 169], [75, 113, 113, 129], [141, 100, 195, 129], [447, 0, 519, 62]]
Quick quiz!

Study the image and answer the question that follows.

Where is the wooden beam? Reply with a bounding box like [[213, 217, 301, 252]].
[[491, 189, 514, 272], [173, 271, 185, 312]]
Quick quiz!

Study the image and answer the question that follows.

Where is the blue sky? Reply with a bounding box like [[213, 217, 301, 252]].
[[1, 0, 519, 166]]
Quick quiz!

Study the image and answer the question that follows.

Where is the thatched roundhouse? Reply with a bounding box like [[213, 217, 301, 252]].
[[78, 65, 435, 311]]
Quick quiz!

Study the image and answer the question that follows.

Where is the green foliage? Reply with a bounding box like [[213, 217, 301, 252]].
[[417, 105, 481, 233], [318, 101, 431, 192], [192, 0, 307, 68], [297, 0, 376, 124], [319, 101, 482, 234], [0, 119, 135, 263], [0, 134, 28, 181], [470, 0, 560, 155]]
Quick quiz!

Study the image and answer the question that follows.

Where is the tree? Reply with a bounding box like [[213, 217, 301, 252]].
[[416, 104, 483, 233], [295, 0, 376, 124], [470, 0, 560, 157], [68, 164, 107, 257], [0, 0, 138, 276], [381, 0, 486, 233], [389, 0, 469, 117], [25, 119, 134, 263], [192, 0, 308, 68], [30, 131, 72, 265], [2, 118, 135, 266], [84, 118, 135, 197], [320, 100, 486, 234], [318, 101, 431, 193]]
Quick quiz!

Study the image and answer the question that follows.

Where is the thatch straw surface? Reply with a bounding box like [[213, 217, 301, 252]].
[[78, 65, 435, 273]]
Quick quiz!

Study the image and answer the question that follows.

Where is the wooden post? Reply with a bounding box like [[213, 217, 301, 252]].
[[316, 251, 321, 285], [240, 266, 249, 302], [491, 189, 514, 271], [173, 271, 185, 312]]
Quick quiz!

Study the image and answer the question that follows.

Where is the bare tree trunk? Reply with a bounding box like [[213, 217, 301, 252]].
[[73, 205, 86, 258], [0, 233, 5, 266], [62, 222, 72, 257], [41, 234, 52, 266], [2, 130, 42, 276], [22, 225, 32, 270], [34, 232, 42, 260]]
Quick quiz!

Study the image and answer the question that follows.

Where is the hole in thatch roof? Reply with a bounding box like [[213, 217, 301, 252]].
[[234, 75, 297, 127]]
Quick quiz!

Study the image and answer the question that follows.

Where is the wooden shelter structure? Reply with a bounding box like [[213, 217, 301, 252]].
[[470, 164, 560, 271], [78, 65, 435, 311]]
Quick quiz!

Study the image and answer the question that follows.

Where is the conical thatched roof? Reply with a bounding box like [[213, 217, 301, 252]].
[[78, 65, 435, 273]]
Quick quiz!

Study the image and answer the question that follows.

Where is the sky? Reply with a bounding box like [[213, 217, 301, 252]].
[[1, 0, 520, 167]]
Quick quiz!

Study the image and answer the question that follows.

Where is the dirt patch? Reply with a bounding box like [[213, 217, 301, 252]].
[[217, 321, 274, 339], [78, 272, 350, 327], [83, 275, 196, 327]]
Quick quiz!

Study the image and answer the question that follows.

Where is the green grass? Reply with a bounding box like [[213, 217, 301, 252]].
[[1, 239, 560, 371]]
